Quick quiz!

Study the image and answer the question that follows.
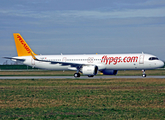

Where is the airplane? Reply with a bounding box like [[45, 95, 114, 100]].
[[4, 33, 164, 78]]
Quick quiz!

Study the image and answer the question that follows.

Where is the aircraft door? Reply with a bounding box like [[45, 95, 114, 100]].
[[139, 55, 144, 64], [62, 57, 67, 62], [31, 58, 35, 67]]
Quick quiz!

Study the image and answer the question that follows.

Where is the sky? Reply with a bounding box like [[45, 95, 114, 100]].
[[0, 0, 165, 64]]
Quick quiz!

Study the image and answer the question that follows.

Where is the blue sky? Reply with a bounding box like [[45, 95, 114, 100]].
[[0, 0, 165, 64]]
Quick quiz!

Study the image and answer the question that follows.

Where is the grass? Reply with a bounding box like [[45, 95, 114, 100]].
[[0, 78, 165, 119], [0, 69, 165, 76], [0, 70, 75, 76]]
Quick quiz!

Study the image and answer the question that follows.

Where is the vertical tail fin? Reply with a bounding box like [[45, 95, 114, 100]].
[[13, 33, 37, 56]]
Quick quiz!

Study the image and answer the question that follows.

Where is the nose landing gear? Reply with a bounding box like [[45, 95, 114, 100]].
[[142, 70, 146, 77]]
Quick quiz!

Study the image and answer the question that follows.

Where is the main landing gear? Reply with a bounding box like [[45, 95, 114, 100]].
[[74, 73, 94, 78], [74, 67, 81, 78], [142, 70, 146, 78], [74, 73, 80, 77]]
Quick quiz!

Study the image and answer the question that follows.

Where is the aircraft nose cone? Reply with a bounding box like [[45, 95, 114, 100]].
[[158, 61, 164, 68]]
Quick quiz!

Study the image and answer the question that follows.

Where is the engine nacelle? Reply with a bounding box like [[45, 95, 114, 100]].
[[81, 66, 98, 76], [101, 69, 118, 75]]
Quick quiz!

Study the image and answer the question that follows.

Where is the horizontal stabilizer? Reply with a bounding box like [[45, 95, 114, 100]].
[[3, 57, 25, 62]]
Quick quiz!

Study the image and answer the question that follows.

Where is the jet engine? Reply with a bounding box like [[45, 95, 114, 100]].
[[81, 66, 98, 76], [101, 69, 118, 75]]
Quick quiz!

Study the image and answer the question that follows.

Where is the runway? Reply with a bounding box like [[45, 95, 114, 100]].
[[0, 76, 165, 79]]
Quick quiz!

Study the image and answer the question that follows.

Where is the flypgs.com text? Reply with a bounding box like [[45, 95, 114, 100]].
[[101, 55, 138, 65]]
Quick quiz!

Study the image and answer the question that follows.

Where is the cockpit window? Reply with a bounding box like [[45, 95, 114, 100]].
[[149, 57, 159, 60]]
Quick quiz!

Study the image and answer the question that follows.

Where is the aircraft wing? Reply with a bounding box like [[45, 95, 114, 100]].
[[51, 61, 84, 67], [35, 58, 84, 67], [3, 57, 25, 62], [30, 51, 85, 67]]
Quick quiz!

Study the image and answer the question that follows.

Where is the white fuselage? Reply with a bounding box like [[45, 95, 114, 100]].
[[15, 53, 164, 71]]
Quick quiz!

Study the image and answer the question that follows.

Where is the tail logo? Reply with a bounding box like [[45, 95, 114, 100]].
[[17, 35, 31, 53]]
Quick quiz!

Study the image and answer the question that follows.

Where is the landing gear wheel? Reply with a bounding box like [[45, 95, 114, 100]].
[[88, 75, 94, 77], [74, 73, 80, 78], [142, 74, 146, 78], [142, 70, 146, 78]]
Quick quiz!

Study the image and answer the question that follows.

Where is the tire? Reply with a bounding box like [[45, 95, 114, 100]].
[[88, 75, 94, 77], [142, 74, 146, 78], [74, 73, 80, 78]]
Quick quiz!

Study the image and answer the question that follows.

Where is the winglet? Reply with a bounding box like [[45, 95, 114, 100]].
[[13, 33, 37, 57]]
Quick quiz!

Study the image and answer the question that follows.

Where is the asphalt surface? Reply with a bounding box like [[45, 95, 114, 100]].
[[0, 76, 165, 79]]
